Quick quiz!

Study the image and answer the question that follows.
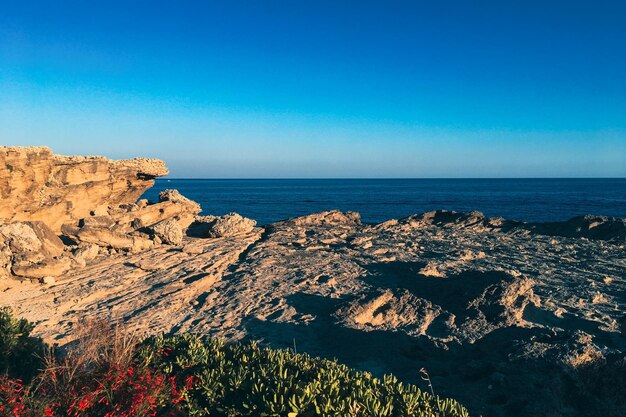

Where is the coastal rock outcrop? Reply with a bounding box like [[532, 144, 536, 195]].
[[65, 188, 201, 251], [0, 147, 204, 279], [402, 209, 626, 241], [193, 212, 257, 238], [0, 146, 169, 232]]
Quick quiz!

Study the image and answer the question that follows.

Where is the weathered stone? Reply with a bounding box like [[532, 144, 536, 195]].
[[159, 189, 200, 208], [86, 197, 201, 235], [151, 218, 184, 246], [80, 215, 118, 229], [26, 221, 65, 258], [204, 213, 257, 238], [73, 243, 100, 265], [76, 227, 153, 252], [0, 222, 43, 255], [0, 221, 65, 262], [0, 146, 169, 232], [12, 256, 72, 279], [40, 276, 56, 285]]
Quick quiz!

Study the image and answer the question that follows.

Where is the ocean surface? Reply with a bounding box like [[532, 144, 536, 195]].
[[142, 179, 626, 226]]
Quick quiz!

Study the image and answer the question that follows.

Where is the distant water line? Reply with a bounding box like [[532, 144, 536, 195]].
[[141, 178, 626, 226]]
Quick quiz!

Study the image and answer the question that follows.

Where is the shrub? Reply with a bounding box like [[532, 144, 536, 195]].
[[138, 334, 470, 417], [0, 310, 471, 417], [0, 307, 45, 382]]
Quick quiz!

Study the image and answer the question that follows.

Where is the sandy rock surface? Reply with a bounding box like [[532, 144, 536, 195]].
[[1, 209, 624, 417]]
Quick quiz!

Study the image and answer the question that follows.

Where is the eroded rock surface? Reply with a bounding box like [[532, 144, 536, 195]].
[[2, 208, 623, 416], [195, 212, 257, 238], [0, 147, 204, 279], [0, 146, 169, 232]]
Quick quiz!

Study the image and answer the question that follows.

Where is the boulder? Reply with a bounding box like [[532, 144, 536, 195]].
[[151, 218, 184, 246], [201, 213, 257, 238], [0, 221, 65, 262], [76, 227, 153, 252], [159, 189, 200, 208], [72, 243, 101, 266], [25, 221, 65, 258], [102, 199, 200, 231], [72, 190, 201, 236], [0, 223, 39, 250], [12, 256, 72, 279]]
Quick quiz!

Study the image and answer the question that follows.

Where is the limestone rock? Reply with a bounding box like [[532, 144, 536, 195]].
[[151, 218, 184, 246], [337, 289, 449, 337], [0, 221, 65, 262], [27, 221, 65, 257], [0, 238, 11, 280], [76, 227, 153, 252], [1, 205, 624, 417], [0, 222, 43, 261], [203, 213, 257, 238], [12, 256, 72, 279], [73, 243, 100, 265], [40, 276, 56, 285], [290, 210, 361, 227], [0, 146, 168, 232], [159, 189, 200, 209], [81, 192, 201, 234]]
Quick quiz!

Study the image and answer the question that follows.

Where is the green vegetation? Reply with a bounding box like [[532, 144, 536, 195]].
[[0, 307, 45, 382], [139, 334, 470, 417], [0, 309, 470, 416]]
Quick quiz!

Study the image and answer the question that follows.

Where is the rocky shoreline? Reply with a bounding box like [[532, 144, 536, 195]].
[[1, 147, 625, 417]]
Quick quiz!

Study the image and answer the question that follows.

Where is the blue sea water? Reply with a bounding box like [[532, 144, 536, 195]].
[[141, 179, 626, 226]]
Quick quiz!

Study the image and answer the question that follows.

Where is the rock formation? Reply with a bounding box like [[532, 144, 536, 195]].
[[0, 147, 202, 280], [0, 146, 169, 232], [200, 212, 257, 237]]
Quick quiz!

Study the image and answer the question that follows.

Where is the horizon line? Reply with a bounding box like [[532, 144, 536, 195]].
[[158, 177, 626, 180]]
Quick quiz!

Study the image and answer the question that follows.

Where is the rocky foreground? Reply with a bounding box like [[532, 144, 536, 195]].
[[1, 147, 625, 417]]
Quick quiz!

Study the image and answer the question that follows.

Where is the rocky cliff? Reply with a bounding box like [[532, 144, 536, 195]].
[[0, 146, 169, 232], [0, 147, 224, 281]]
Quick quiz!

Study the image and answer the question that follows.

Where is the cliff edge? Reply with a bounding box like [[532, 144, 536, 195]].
[[0, 146, 169, 232]]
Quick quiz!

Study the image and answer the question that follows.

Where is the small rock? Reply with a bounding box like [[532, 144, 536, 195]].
[[420, 262, 444, 277], [131, 260, 162, 271], [73, 243, 100, 265], [182, 244, 203, 255], [40, 276, 55, 285]]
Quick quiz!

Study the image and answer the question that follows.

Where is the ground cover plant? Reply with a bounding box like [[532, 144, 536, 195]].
[[0, 308, 470, 417]]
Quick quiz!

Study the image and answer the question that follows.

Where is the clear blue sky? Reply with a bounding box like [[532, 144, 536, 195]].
[[1, 1, 625, 178]]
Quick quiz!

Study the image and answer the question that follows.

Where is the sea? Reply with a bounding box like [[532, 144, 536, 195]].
[[141, 178, 626, 226]]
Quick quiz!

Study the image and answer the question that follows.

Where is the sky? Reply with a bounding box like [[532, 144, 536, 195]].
[[1, 1, 625, 178]]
